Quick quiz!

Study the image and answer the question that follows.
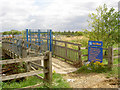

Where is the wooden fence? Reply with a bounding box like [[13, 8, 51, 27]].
[[52, 39, 82, 67], [52, 39, 119, 69], [2, 37, 119, 70], [1, 51, 52, 83], [2, 38, 52, 83]]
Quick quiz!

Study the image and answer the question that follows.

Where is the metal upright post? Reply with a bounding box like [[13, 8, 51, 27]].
[[50, 30, 52, 52], [26, 29, 29, 48], [38, 29, 40, 46], [29, 29, 31, 43], [47, 30, 49, 50]]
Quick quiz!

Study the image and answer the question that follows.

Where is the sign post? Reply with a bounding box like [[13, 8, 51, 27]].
[[88, 41, 103, 63]]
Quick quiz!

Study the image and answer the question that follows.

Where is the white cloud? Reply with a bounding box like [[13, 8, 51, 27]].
[[0, 0, 119, 32]]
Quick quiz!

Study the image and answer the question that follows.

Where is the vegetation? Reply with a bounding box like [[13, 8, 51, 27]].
[[53, 31, 84, 36], [2, 30, 22, 36], [85, 4, 119, 48], [2, 73, 70, 88], [77, 61, 118, 78], [1, 3, 119, 89]]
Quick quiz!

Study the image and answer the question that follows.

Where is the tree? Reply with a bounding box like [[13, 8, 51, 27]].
[[87, 4, 118, 48], [2, 30, 22, 36]]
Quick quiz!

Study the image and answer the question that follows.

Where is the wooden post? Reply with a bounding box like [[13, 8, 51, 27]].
[[44, 51, 52, 84], [108, 47, 113, 70], [54, 40, 56, 57], [37, 46, 41, 65], [65, 42, 67, 62], [78, 46, 82, 67], [21, 42, 27, 58], [26, 44, 31, 71]]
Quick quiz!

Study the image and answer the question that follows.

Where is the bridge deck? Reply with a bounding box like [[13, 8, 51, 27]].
[[52, 57, 78, 74]]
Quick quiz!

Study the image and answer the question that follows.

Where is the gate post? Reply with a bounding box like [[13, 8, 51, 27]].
[[26, 29, 29, 47], [38, 29, 40, 46], [44, 51, 52, 83], [50, 30, 52, 52], [47, 30, 49, 50], [78, 46, 82, 67], [108, 47, 113, 70]]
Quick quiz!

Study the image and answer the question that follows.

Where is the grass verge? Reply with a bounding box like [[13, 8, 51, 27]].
[[77, 64, 118, 78], [2, 73, 70, 88]]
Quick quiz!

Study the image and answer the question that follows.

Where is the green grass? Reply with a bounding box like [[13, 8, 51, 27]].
[[77, 64, 108, 73], [105, 66, 118, 78], [2, 73, 70, 88], [77, 64, 118, 78]]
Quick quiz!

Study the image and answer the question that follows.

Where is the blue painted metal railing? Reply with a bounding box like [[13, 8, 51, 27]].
[[25, 29, 52, 52]]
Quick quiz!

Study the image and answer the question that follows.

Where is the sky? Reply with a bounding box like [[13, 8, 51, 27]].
[[0, 0, 119, 32]]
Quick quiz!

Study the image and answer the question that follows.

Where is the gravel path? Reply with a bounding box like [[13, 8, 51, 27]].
[[63, 73, 118, 88], [52, 57, 118, 88]]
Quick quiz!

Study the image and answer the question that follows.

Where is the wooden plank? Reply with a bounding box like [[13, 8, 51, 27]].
[[53, 44, 78, 52], [78, 46, 82, 67], [108, 47, 113, 70], [81, 47, 88, 49], [65, 43, 67, 61], [113, 56, 120, 59], [48, 52, 52, 83], [67, 47, 78, 52], [2, 70, 48, 81], [18, 83, 44, 89], [103, 48, 108, 50], [103, 55, 108, 58], [54, 53, 74, 62], [55, 44, 65, 49], [30, 65, 47, 82], [29, 61, 45, 69], [53, 39, 82, 46], [82, 54, 88, 57], [0, 56, 44, 65], [44, 52, 52, 83]]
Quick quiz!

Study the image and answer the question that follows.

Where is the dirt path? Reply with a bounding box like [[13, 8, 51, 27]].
[[63, 73, 118, 88], [52, 57, 118, 88]]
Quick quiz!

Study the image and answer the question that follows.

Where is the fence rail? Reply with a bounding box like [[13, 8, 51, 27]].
[[52, 39, 82, 67], [52, 39, 119, 69], [1, 51, 52, 83], [2, 37, 119, 70], [2, 38, 52, 83]]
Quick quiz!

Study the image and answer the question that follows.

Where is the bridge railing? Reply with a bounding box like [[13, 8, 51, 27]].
[[2, 38, 46, 58], [52, 39, 82, 67]]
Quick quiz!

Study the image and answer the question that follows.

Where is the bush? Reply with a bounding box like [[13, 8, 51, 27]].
[[77, 61, 108, 73]]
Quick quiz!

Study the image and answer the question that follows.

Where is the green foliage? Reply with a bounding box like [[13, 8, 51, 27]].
[[2, 30, 22, 35], [86, 4, 119, 47], [77, 61, 108, 73], [54, 31, 84, 36], [70, 38, 88, 47]]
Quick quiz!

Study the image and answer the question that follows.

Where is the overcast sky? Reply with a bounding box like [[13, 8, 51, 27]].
[[0, 0, 119, 32]]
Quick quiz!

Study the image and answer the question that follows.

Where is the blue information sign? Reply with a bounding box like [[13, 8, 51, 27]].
[[88, 41, 103, 63]]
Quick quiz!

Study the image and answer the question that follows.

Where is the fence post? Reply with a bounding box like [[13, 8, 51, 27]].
[[26, 44, 31, 71], [50, 30, 52, 52], [65, 42, 67, 62], [26, 29, 29, 48], [44, 51, 52, 84], [47, 31, 49, 50], [78, 46, 82, 67], [108, 47, 113, 70], [54, 40, 56, 57]]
